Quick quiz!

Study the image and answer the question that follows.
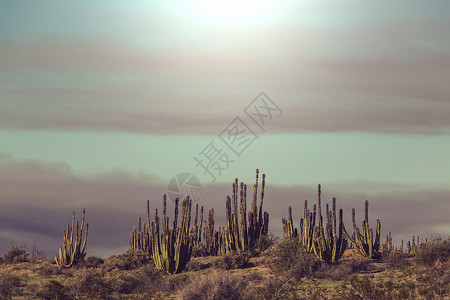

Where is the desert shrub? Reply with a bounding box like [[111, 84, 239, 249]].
[[63, 268, 113, 299], [102, 249, 149, 271], [3, 244, 28, 264], [191, 244, 208, 258], [34, 280, 70, 300], [288, 250, 320, 281], [414, 236, 450, 266], [254, 233, 278, 254], [382, 252, 411, 269], [84, 255, 104, 268], [105, 269, 141, 295], [267, 237, 301, 272], [268, 237, 320, 280], [185, 259, 209, 272], [337, 275, 421, 300], [32, 260, 61, 276], [136, 265, 167, 293], [178, 271, 248, 300], [315, 261, 353, 281], [164, 272, 191, 293], [0, 272, 22, 299], [415, 263, 450, 299], [244, 276, 297, 300], [212, 251, 250, 270]]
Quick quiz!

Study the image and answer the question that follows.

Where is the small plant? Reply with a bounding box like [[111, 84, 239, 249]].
[[414, 235, 450, 266], [0, 271, 22, 299], [3, 244, 28, 264], [178, 271, 248, 300], [212, 251, 250, 270], [55, 208, 88, 268], [269, 237, 320, 280], [35, 280, 70, 300]]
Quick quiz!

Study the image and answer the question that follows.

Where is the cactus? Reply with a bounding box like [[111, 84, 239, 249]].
[[55, 209, 88, 268], [282, 206, 297, 238], [343, 200, 381, 259], [299, 200, 316, 253], [150, 195, 193, 274], [382, 232, 394, 253], [225, 169, 269, 252], [310, 185, 347, 263], [130, 200, 152, 254]]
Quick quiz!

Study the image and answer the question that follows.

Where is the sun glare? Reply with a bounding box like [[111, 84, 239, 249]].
[[188, 0, 279, 27]]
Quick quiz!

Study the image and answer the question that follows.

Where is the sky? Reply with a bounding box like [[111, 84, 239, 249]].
[[0, 0, 449, 257]]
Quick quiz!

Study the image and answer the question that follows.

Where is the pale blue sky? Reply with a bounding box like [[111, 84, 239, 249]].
[[1, 0, 449, 256]]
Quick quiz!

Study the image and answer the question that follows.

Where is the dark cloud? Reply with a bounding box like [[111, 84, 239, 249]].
[[0, 156, 448, 257]]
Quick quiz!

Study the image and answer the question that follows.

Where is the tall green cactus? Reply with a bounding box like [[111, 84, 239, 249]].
[[225, 169, 269, 252], [283, 185, 346, 263], [150, 195, 192, 274], [311, 185, 347, 263], [343, 200, 381, 259], [282, 206, 297, 238], [299, 200, 316, 253], [55, 209, 88, 268]]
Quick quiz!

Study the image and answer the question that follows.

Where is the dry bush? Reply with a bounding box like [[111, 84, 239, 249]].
[[268, 237, 320, 280], [31, 260, 61, 277], [315, 261, 354, 281], [178, 270, 248, 300], [63, 268, 113, 299], [414, 236, 450, 266], [212, 251, 250, 270], [84, 255, 104, 268], [244, 275, 297, 300], [102, 249, 149, 271], [164, 272, 191, 293], [104, 269, 141, 296], [382, 252, 411, 270], [3, 244, 28, 264], [254, 233, 279, 254], [0, 271, 22, 299], [34, 280, 70, 300], [185, 259, 209, 272], [191, 244, 209, 258]]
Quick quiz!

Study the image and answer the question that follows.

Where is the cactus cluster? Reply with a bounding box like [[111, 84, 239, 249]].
[[225, 169, 269, 252], [55, 209, 88, 268], [311, 187, 347, 263], [150, 195, 193, 274], [343, 200, 381, 259], [130, 200, 152, 254], [282, 185, 347, 263]]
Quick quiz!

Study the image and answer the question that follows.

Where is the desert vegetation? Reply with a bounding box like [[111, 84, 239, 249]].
[[1, 169, 449, 299]]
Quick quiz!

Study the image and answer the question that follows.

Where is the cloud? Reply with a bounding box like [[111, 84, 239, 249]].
[[1, 8, 450, 136], [0, 155, 448, 256]]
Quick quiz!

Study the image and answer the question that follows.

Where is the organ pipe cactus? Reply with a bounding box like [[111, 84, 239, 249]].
[[343, 200, 381, 259], [299, 200, 316, 253], [150, 195, 192, 274], [225, 169, 269, 252], [282, 185, 347, 263], [282, 206, 297, 238], [311, 185, 347, 263], [55, 209, 88, 268], [130, 200, 152, 254]]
